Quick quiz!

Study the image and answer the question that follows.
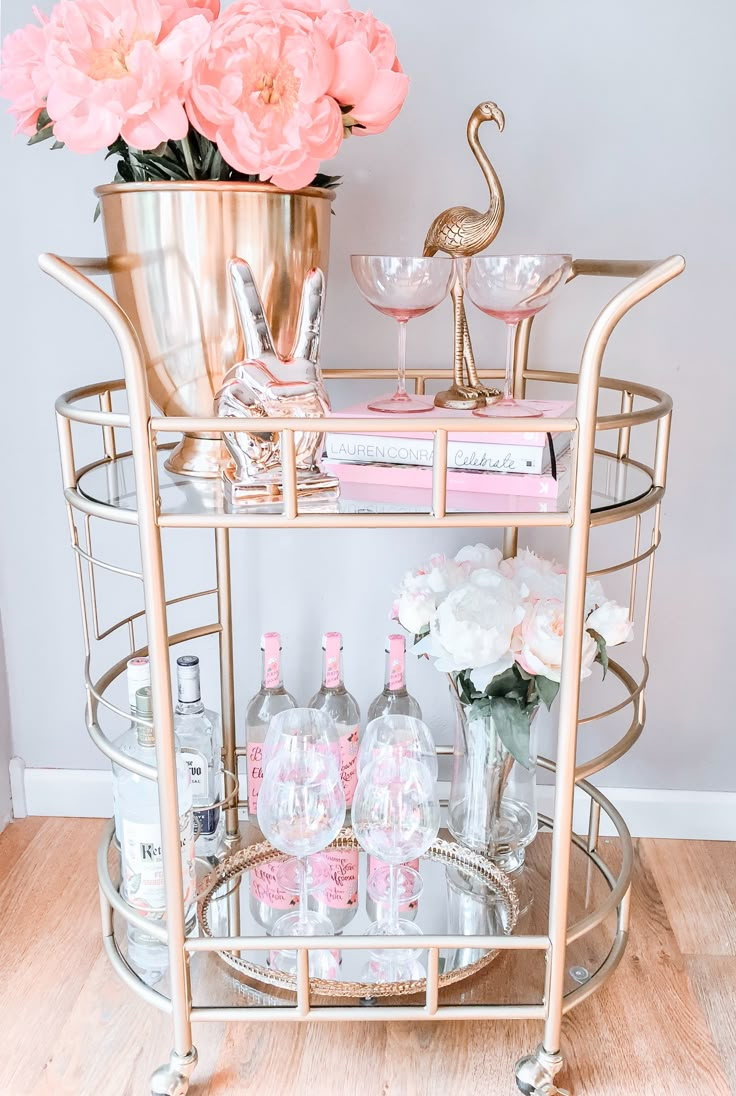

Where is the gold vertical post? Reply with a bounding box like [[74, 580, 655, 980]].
[[432, 430, 448, 519], [216, 527, 239, 843]]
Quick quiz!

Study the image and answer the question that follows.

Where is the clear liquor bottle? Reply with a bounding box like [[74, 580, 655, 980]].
[[113, 656, 151, 845], [308, 632, 361, 933], [244, 633, 297, 821], [174, 654, 223, 861], [114, 686, 196, 985], [366, 634, 422, 722]]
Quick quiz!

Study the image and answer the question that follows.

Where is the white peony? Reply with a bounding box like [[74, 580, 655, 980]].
[[454, 543, 502, 574], [396, 589, 437, 635], [586, 600, 633, 647], [423, 568, 524, 676], [515, 597, 597, 683]]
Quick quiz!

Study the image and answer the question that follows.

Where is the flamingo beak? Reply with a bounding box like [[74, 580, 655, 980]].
[[489, 103, 505, 132]]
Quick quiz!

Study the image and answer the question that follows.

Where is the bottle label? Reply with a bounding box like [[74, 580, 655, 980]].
[[336, 723, 359, 807], [184, 751, 208, 795], [247, 740, 264, 815], [368, 856, 420, 912], [122, 812, 195, 912], [194, 806, 220, 839], [250, 863, 298, 910], [389, 634, 405, 691], [324, 632, 342, 689], [319, 848, 359, 910], [263, 633, 281, 689]]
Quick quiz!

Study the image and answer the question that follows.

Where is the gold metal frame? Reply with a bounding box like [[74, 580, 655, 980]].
[[43, 251, 684, 1096]]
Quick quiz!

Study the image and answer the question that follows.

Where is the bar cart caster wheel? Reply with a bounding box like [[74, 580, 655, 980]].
[[150, 1047, 198, 1096], [515, 1045, 570, 1096]]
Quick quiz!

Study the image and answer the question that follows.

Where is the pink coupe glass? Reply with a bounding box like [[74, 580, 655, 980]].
[[460, 254, 573, 418], [351, 255, 454, 413]]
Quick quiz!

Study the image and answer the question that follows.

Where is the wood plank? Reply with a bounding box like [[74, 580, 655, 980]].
[[686, 956, 736, 1094], [646, 838, 736, 956]]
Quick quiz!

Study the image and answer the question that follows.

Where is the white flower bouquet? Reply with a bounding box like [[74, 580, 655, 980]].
[[394, 545, 633, 770]]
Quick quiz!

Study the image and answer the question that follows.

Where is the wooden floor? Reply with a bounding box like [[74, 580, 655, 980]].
[[1, 818, 735, 1096]]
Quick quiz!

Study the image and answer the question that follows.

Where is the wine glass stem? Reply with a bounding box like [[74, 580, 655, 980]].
[[387, 862, 400, 934], [298, 857, 310, 929], [504, 321, 518, 402], [395, 321, 408, 399]]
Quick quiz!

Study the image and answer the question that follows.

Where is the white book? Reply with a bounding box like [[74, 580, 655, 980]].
[[324, 432, 570, 475]]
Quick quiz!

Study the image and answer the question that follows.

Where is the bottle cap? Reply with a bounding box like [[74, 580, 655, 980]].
[[135, 685, 153, 719], [176, 654, 199, 670], [322, 631, 343, 649], [126, 656, 150, 711], [261, 631, 282, 649]]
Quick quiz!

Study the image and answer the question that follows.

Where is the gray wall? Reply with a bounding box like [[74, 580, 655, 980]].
[[1, 0, 734, 793]]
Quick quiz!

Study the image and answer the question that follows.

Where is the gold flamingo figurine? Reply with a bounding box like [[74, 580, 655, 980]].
[[424, 102, 506, 410]]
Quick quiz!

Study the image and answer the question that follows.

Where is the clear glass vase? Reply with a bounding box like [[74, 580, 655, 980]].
[[447, 689, 538, 872]]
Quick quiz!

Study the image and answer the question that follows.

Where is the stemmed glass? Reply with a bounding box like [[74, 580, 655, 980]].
[[352, 752, 440, 959], [257, 736, 345, 975], [358, 715, 438, 910], [351, 256, 454, 413], [459, 254, 572, 418], [262, 708, 341, 894]]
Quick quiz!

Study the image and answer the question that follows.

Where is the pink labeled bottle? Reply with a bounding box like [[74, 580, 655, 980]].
[[367, 634, 422, 722], [308, 632, 360, 932], [365, 635, 422, 924], [244, 633, 297, 821], [249, 860, 301, 935]]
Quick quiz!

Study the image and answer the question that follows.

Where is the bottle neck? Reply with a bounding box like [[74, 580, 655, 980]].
[[261, 634, 283, 691], [177, 665, 203, 713], [322, 633, 344, 691], [384, 635, 406, 694]]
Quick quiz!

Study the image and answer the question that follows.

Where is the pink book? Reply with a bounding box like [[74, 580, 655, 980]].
[[323, 455, 569, 499]]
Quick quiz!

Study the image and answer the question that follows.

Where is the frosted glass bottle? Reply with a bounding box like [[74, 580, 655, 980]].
[[112, 656, 151, 845], [367, 634, 422, 722], [244, 633, 297, 821], [308, 632, 361, 932], [113, 686, 196, 985], [173, 654, 223, 861]]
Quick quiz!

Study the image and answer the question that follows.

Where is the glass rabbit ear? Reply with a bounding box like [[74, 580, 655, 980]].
[[229, 258, 277, 360], [292, 267, 325, 365]]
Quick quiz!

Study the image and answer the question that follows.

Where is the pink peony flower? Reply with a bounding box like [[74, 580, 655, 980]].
[[186, 2, 343, 189], [43, 0, 211, 153], [0, 10, 53, 136], [319, 9, 408, 134], [159, 0, 220, 37]]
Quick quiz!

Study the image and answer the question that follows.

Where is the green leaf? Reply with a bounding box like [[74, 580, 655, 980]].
[[51, 140, 65, 150], [590, 629, 609, 678], [490, 697, 532, 770], [535, 675, 560, 710], [27, 124, 53, 146]]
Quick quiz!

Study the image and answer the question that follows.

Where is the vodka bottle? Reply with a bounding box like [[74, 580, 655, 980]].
[[114, 686, 196, 985], [308, 632, 361, 933], [367, 634, 422, 722], [174, 655, 223, 860], [244, 633, 297, 821], [113, 656, 151, 844]]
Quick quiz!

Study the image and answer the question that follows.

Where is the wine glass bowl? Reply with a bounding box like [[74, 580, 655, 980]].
[[358, 714, 439, 780], [350, 256, 454, 413], [459, 253, 572, 417]]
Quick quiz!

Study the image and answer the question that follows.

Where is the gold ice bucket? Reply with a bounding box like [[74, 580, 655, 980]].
[[96, 181, 335, 478]]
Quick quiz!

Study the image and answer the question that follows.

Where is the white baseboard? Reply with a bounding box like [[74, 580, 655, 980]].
[[10, 765, 736, 841]]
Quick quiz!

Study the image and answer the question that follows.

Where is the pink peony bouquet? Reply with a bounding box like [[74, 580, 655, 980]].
[[394, 545, 633, 768], [0, 0, 408, 190]]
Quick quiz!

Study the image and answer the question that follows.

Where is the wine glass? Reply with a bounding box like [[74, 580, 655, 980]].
[[459, 254, 572, 418], [357, 714, 438, 911], [351, 256, 454, 413], [352, 753, 440, 957], [262, 708, 342, 894], [257, 740, 346, 960]]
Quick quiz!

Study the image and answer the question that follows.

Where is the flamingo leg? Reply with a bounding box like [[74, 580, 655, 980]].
[[463, 310, 501, 401]]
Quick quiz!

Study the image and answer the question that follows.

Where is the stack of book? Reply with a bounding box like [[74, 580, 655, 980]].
[[322, 400, 573, 512]]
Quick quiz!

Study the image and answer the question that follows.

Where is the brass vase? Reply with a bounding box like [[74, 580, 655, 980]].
[[96, 181, 335, 478]]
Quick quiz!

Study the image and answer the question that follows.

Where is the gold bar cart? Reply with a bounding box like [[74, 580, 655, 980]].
[[44, 252, 684, 1095]]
